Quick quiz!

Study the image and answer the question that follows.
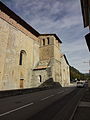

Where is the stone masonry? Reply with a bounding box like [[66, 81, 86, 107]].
[[0, 2, 70, 90]]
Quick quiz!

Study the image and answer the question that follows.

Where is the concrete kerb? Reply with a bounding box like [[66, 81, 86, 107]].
[[69, 88, 87, 120]]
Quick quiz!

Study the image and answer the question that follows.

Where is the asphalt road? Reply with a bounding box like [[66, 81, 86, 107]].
[[0, 87, 85, 120]]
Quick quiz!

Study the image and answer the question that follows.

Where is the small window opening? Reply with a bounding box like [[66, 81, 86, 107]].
[[43, 39, 45, 45], [39, 75, 42, 82], [19, 50, 26, 65], [19, 52, 23, 65], [47, 37, 50, 44]]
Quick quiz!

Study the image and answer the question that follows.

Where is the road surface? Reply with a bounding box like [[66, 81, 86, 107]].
[[0, 87, 85, 120]]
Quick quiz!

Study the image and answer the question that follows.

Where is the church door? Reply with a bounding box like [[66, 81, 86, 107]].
[[20, 79, 24, 88]]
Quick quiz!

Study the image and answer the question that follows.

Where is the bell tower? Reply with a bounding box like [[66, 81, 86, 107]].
[[39, 34, 62, 61]]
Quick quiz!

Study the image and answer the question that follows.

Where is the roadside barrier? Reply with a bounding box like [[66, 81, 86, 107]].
[[0, 86, 55, 98]]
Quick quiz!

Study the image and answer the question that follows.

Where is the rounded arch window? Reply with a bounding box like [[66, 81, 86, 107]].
[[19, 50, 27, 65]]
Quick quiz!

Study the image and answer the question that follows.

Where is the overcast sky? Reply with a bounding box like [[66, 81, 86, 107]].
[[1, 0, 90, 73]]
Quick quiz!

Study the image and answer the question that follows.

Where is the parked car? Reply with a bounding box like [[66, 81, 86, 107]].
[[77, 81, 85, 88]]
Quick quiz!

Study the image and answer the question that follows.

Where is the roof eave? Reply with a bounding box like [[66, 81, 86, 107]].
[[80, 0, 89, 28], [85, 33, 90, 52], [63, 55, 69, 66]]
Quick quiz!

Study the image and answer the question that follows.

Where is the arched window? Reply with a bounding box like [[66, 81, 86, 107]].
[[47, 37, 50, 45], [39, 75, 42, 82], [43, 39, 45, 46], [19, 50, 26, 65]]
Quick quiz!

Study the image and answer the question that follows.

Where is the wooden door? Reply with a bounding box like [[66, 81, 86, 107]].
[[20, 79, 24, 88]]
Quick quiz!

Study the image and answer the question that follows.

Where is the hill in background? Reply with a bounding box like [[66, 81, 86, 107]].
[[70, 66, 90, 81]]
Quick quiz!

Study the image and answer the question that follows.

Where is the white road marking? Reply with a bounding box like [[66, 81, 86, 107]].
[[0, 90, 65, 117], [0, 102, 34, 117], [41, 95, 54, 101], [57, 91, 64, 94]]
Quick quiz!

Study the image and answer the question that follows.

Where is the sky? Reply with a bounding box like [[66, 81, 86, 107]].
[[0, 0, 90, 73]]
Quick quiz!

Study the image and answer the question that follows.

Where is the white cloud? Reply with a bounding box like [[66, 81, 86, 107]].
[[1, 0, 90, 73]]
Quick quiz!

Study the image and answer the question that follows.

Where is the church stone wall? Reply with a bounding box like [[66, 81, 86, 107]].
[[0, 17, 39, 90], [61, 55, 70, 87]]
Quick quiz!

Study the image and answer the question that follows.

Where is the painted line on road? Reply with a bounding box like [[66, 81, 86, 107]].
[[0, 102, 34, 117], [41, 95, 54, 101], [41, 91, 64, 101], [56, 91, 64, 94]]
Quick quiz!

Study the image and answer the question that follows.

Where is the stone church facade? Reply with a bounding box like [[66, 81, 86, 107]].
[[0, 2, 70, 90]]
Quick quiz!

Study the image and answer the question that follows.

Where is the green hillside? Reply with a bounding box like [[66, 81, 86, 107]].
[[70, 66, 90, 81]]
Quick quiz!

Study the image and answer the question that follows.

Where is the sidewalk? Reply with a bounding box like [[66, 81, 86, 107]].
[[73, 88, 90, 120]]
